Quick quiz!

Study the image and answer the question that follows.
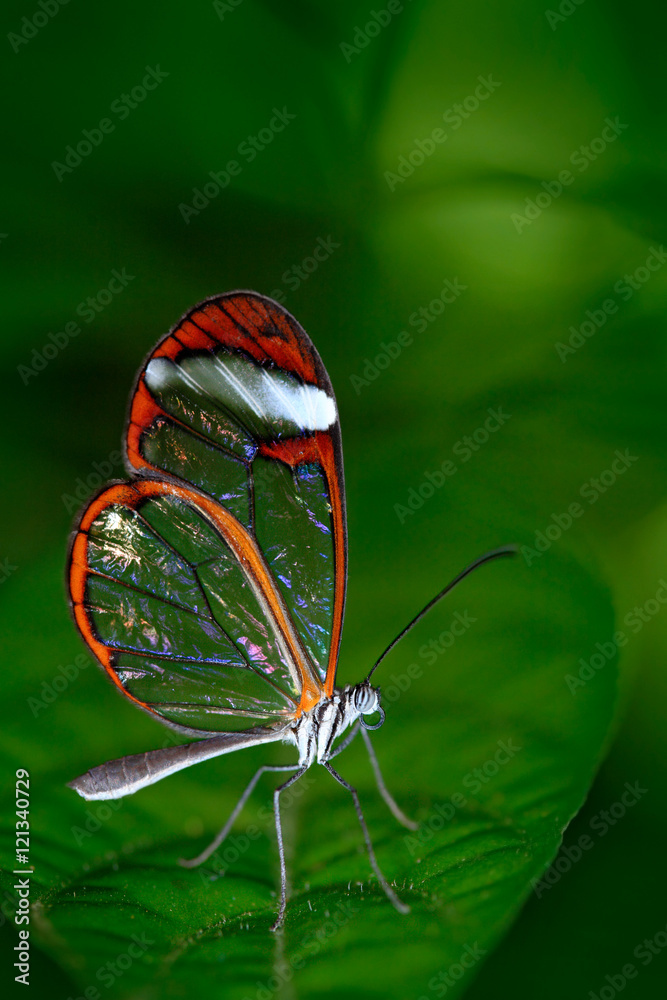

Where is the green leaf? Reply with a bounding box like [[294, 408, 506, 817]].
[[3, 0, 665, 997], [1, 542, 616, 999]]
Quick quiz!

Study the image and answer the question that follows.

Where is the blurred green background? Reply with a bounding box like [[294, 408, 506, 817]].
[[2, 1, 667, 998]]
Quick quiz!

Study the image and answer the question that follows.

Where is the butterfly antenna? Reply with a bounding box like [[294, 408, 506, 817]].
[[366, 545, 518, 681]]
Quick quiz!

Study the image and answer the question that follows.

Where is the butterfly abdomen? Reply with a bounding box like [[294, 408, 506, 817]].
[[69, 727, 291, 801]]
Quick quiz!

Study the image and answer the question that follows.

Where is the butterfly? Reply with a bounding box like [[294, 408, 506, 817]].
[[67, 291, 514, 929]]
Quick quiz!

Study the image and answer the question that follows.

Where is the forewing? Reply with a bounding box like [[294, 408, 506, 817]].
[[125, 292, 347, 695], [68, 479, 318, 735]]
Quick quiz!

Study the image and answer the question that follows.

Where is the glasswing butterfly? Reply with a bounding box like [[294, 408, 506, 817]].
[[67, 291, 514, 929]]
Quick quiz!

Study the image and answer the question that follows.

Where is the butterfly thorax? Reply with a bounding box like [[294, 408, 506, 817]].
[[291, 682, 382, 768]]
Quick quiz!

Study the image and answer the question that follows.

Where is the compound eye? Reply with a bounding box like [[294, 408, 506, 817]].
[[354, 685, 375, 713]]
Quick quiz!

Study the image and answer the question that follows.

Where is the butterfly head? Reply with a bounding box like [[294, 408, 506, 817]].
[[352, 681, 385, 731]]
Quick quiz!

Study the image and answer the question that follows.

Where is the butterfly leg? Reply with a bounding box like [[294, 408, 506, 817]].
[[360, 726, 418, 831], [329, 720, 361, 758], [322, 762, 410, 916], [179, 763, 298, 869], [270, 765, 310, 932]]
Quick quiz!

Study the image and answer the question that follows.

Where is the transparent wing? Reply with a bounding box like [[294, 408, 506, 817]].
[[68, 478, 324, 734], [125, 291, 347, 696]]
